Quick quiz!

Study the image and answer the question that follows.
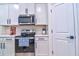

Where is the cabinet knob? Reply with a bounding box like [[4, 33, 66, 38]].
[[6, 39, 12, 40], [39, 38, 44, 40]]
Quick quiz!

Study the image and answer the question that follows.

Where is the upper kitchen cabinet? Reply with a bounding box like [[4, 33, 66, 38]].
[[8, 4, 19, 25], [35, 3, 48, 25], [0, 4, 8, 25], [0, 4, 19, 25], [19, 3, 35, 14]]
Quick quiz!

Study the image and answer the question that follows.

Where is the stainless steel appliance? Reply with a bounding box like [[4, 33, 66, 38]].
[[18, 14, 35, 24], [15, 29, 35, 56]]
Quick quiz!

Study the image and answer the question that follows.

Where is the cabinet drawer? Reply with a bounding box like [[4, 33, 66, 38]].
[[35, 36, 48, 41]]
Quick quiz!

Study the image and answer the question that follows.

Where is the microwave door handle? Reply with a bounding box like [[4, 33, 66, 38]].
[[31, 17, 32, 23]]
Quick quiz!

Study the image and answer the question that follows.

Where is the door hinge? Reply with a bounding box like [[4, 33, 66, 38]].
[[52, 50, 53, 54], [51, 29, 53, 33], [50, 9, 52, 13]]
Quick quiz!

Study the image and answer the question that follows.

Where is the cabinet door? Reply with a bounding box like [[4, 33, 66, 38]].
[[35, 4, 48, 25], [0, 4, 8, 25], [35, 37, 49, 56], [9, 4, 19, 25], [3, 38, 15, 56], [19, 3, 35, 14]]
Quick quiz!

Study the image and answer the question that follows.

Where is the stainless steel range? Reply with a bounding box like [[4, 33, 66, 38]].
[[15, 29, 35, 56]]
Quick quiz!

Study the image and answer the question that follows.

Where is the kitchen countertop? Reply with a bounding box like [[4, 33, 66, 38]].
[[0, 35, 15, 38], [0, 34, 48, 37], [35, 34, 48, 37]]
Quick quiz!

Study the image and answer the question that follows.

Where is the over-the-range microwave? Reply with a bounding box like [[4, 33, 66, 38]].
[[18, 14, 35, 24]]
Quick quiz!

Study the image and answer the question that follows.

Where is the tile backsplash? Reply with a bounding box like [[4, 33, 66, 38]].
[[0, 26, 5, 35], [16, 25, 47, 35], [0, 25, 48, 35]]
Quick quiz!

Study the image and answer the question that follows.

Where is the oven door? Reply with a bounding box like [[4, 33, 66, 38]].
[[15, 37, 35, 53]]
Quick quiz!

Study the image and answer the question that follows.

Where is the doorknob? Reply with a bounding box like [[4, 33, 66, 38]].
[[66, 36, 74, 39]]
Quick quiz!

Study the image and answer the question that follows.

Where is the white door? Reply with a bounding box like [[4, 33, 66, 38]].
[[52, 3, 76, 56]]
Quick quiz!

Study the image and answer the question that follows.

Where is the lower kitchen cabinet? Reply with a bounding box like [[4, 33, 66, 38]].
[[0, 37, 15, 56], [35, 35, 49, 56]]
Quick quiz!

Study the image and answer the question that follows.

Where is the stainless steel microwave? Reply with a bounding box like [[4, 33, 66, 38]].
[[18, 14, 35, 24]]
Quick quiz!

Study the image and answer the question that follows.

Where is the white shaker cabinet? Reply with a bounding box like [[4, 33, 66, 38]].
[[0, 3, 35, 25], [0, 4, 8, 25], [0, 37, 15, 56], [35, 4, 48, 25], [8, 4, 19, 25], [0, 4, 19, 25], [3, 37, 15, 56], [9, 3, 35, 25], [35, 35, 49, 56], [19, 3, 35, 14]]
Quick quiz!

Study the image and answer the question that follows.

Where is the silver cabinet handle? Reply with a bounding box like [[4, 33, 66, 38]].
[[7, 19, 11, 24], [9, 19, 11, 24], [35, 42, 37, 48], [3, 43, 5, 49], [0, 43, 5, 49], [0, 43, 1, 49], [7, 19, 8, 24], [35, 17, 37, 24], [6, 39, 12, 40], [1, 43, 2, 49]]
